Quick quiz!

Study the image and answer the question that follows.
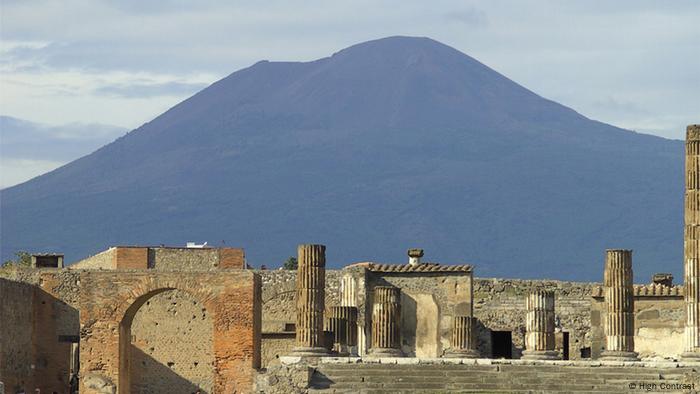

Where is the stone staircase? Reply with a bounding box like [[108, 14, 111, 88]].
[[308, 359, 700, 393]]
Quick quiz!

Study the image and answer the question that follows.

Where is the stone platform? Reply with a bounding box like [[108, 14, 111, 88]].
[[261, 357, 700, 393]]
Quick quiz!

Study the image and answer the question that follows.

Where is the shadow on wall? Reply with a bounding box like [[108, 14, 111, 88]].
[[130, 347, 206, 394], [400, 294, 418, 356], [0, 279, 79, 393]]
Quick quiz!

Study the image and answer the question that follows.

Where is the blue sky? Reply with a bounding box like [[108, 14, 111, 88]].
[[1, 0, 699, 187]]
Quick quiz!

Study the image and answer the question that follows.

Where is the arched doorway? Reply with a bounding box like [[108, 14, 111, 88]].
[[119, 288, 214, 393]]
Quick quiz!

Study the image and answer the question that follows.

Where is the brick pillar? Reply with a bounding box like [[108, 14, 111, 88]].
[[522, 289, 559, 360], [369, 286, 403, 357], [325, 306, 358, 356], [291, 244, 329, 356], [444, 316, 480, 358], [685, 124, 700, 360], [601, 249, 638, 361]]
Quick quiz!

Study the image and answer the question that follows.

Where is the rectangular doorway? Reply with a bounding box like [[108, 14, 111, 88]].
[[562, 332, 570, 360], [491, 331, 512, 359]]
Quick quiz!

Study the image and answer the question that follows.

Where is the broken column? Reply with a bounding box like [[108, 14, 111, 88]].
[[522, 289, 559, 360], [292, 244, 329, 356], [325, 306, 358, 356], [444, 315, 480, 358], [685, 124, 700, 360], [601, 249, 638, 361], [369, 286, 403, 356]]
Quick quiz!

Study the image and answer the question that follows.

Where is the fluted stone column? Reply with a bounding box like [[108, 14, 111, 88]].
[[325, 306, 359, 356], [522, 289, 559, 360], [601, 249, 638, 361], [685, 125, 700, 360], [369, 286, 403, 357], [292, 244, 329, 356], [444, 316, 480, 358]]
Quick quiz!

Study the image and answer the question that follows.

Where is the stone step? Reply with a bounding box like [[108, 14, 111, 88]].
[[309, 363, 693, 393], [309, 388, 631, 394]]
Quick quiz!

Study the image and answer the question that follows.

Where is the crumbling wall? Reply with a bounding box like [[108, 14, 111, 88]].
[[78, 270, 260, 393], [152, 248, 220, 270], [365, 272, 473, 357], [261, 333, 296, 368], [590, 286, 684, 359], [257, 270, 341, 366], [473, 278, 594, 360], [130, 289, 214, 393], [256, 272, 597, 361], [258, 270, 342, 331], [72, 247, 246, 271], [71, 248, 117, 269], [0, 278, 35, 391], [0, 270, 82, 394]]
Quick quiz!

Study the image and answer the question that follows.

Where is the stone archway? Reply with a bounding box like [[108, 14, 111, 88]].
[[77, 271, 261, 394]]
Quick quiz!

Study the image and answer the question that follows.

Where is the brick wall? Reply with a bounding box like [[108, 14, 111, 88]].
[[114, 247, 148, 269], [77, 270, 260, 393], [72, 246, 246, 271], [219, 248, 246, 269]]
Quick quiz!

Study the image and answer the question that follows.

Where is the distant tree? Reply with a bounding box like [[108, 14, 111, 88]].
[[283, 256, 298, 270], [2, 251, 31, 267]]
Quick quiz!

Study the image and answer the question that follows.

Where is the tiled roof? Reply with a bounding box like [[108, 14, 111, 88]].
[[347, 262, 472, 273]]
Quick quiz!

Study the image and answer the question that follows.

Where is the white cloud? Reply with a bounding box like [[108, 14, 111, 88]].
[[0, 0, 698, 137], [0, 158, 65, 188]]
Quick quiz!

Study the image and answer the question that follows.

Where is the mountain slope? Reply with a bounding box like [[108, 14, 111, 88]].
[[0, 36, 684, 281]]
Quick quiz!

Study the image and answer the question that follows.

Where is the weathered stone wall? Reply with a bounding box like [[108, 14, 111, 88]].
[[130, 289, 214, 393], [254, 363, 310, 394], [72, 246, 246, 270], [590, 292, 684, 359], [256, 271, 598, 361], [261, 333, 296, 367], [257, 270, 341, 366], [71, 247, 116, 269], [473, 278, 594, 360], [152, 248, 217, 270], [258, 270, 342, 332], [0, 268, 260, 393], [365, 272, 472, 357], [0, 278, 35, 392], [78, 270, 261, 393], [0, 269, 82, 394]]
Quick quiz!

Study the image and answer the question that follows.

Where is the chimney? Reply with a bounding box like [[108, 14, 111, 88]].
[[407, 248, 424, 266]]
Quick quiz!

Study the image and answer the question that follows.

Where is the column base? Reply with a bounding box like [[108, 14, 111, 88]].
[[600, 350, 639, 361], [289, 346, 330, 357], [367, 347, 404, 357], [680, 351, 700, 361], [521, 350, 560, 360], [443, 349, 481, 358]]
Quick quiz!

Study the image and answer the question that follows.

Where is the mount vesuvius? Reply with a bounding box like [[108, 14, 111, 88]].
[[0, 36, 683, 281]]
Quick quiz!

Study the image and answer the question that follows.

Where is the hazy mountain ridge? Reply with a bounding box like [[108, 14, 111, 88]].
[[0, 37, 684, 281]]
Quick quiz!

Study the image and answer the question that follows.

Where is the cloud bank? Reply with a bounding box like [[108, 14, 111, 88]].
[[1, 0, 698, 138]]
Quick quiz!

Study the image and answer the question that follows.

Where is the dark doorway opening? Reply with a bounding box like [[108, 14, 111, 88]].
[[580, 346, 591, 359], [562, 332, 570, 360], [491, 331, 512, 359]]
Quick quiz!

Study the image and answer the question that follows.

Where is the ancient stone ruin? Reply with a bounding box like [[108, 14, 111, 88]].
[[1, 124, 699, 393]]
